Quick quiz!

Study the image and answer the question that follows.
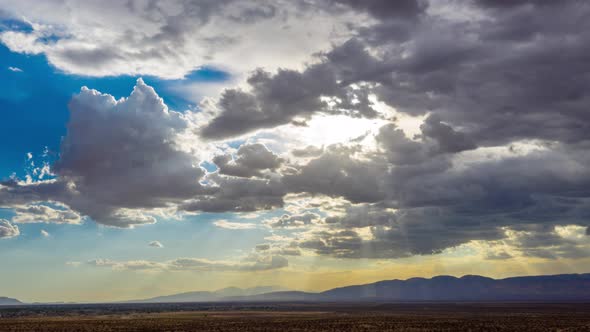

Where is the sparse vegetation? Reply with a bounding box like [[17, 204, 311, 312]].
[[1, 303, 589, 331]]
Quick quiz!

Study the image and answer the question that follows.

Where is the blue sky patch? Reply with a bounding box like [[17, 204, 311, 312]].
[[0, 44, 231, 179]]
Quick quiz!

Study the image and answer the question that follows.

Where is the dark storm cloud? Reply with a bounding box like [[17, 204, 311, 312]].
[[282, 145, 387, 203], [267, 212, 321, 228], [270, 0, 590, 260], [197, 1, 585, 149], [298, 205, 506, 259], [376, 123, 431, 165], [419, 115, 477, 154], [353, 1, 590, 147], [505, 225, 590, 259], [475, 0, 571, 9], [324, 204, 393, 228], [200, 40, 384, 139], [213, 143, 282, 178], [387, 147, 590, 211], [200, 64, 336, 139], [322, 38, 388, 85], [287, 111, 585, 258], [180, 174, 285, 213], [291, 141, 590, 259], [374, 118, 474, 168], [325, 0, 428, 20], [200, 64, 342, 139]]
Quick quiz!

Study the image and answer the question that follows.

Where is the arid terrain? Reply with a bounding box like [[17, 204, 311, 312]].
[[1, 303, 589, 331]]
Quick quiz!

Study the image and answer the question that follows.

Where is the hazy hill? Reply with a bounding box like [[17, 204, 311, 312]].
[[224, 291, 321, 302], [225, 273, 590, 302], [126, 273, 590, 303], [317, 273, 590, 301], [0, 297, 22, 305], [129, 286, 286, 303]]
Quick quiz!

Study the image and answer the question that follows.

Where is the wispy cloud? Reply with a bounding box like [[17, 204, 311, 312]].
[[87, 255, 288, 272], [213, 220, 257, 230]]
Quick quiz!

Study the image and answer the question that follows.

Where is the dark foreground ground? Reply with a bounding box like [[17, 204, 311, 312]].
[[1, 302, 590, 331]]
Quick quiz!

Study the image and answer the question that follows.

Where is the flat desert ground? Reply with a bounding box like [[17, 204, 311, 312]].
[[1, 303, 589, 331]]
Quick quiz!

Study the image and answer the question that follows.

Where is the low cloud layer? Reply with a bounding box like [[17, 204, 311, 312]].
[[87, 255, 288, 272], [12, 204, 82, 224]]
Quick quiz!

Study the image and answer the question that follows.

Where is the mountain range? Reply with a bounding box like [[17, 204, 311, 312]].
[[152, 273, 590, 303], [126, 286, 287, 303], [0, 297, 22, 305], [3, 273, 590, 304], [221, 273, 590, 302], [314, 273, 590, 302]]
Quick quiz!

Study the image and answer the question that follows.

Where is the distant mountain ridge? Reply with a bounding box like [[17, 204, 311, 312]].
[[0, 297, 22, 305], [128, 286, 286, 303], [5, 273, 590, 304], [137, 273, 590, 303], [316, 273, 590, 302]]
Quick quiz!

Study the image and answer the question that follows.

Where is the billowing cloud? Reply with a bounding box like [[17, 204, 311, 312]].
[[0, 0, 356, 78], [55, 79, 204, 210], [200, 64, 339, 139], [1, 79, 207, 227], [199, 42, 384, 139], [282, 145, 387, 203], [0, 219, 19, 239], [213, 143, 282, 178], [286, 140, 590, 259], [338, 1, 590, 148]]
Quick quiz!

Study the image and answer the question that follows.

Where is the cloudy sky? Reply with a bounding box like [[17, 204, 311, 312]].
[[1, 0, 590, 302]]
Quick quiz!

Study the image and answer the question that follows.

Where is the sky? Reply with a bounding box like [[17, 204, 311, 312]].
[[1, 0, 590, 303]]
